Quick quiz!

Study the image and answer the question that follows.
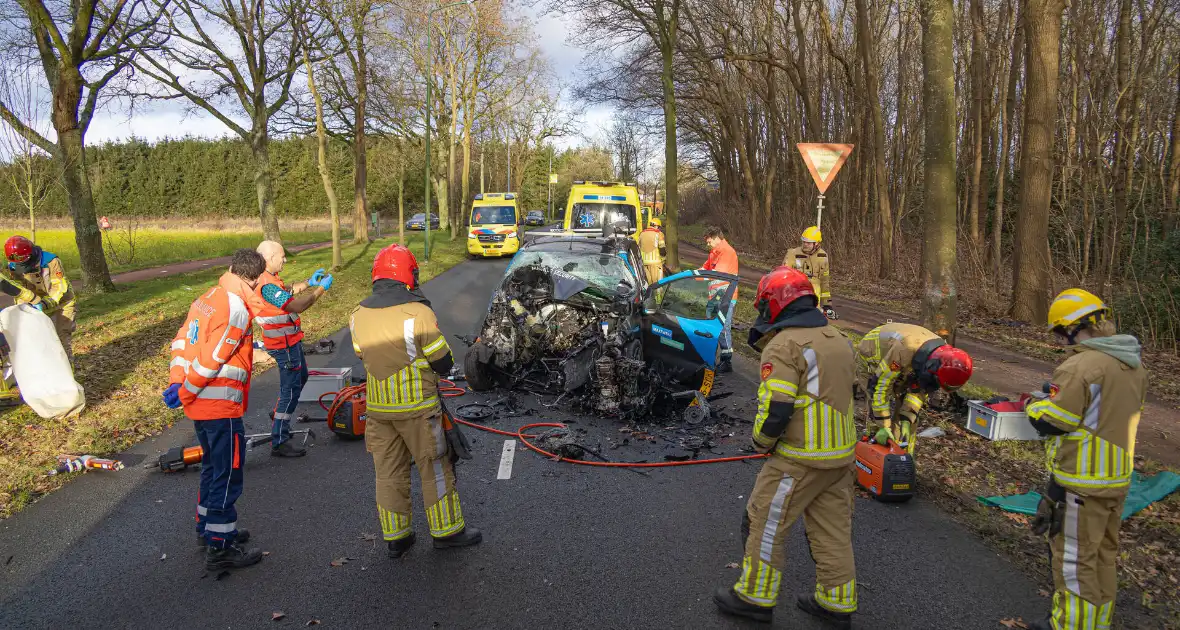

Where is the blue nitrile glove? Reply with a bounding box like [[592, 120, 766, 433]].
[[31, 302, 44, 312], [162, 383, 182, 409], [307, 268, 326, 287], [319, 274, 334, 291]]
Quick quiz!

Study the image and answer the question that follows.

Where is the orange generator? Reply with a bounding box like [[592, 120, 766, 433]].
[[854, 438, 915, 502], [323, 385, 367, 439]]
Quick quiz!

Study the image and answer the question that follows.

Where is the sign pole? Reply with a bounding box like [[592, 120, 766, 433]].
[[816, 194, 825, 231], [796, 143, 855, 231]]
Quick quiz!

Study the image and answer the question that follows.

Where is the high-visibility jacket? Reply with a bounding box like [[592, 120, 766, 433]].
[[638, 227, 666, 266], [783, 246, 831, 305], [857, 323, 943, 423], [251, 271, 303, 350], [1027, 339, 1147, 498], [169, 273, 255, 420], [703, 238, 739, 300], [754, 324, 857, 468], [350, 301, 453, 418], [4, 251, 74, 316]]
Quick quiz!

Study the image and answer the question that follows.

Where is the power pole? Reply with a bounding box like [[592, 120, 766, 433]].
[[547, 149, 553, 220], [480, 149, 485, 193], [506, 132, 511, 192]]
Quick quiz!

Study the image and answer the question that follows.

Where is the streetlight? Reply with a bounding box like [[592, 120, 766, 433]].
[[422, 0, 478, 262]]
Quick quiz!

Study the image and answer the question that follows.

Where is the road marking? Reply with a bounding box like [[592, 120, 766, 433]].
[[497, 440, 516, 480]]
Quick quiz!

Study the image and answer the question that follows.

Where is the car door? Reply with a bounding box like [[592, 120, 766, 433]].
[[641, 270, 739, 389]]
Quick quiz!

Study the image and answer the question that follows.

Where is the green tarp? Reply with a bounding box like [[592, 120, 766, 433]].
[[978, 471, 1180, 520]]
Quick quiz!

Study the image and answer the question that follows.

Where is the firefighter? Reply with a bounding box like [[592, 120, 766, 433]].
[[702, 227, 739, 373], [783, 226, 836, 319], [162, 249, 266, 570], [713, 266, 858, 627], [857, 322, 973, 452], [350, 244, 482, 558], [1, 235, 76, 361], [252, 241, 332, 457], [1025, 289, 1147, 630], [638, 217, 667, 284]]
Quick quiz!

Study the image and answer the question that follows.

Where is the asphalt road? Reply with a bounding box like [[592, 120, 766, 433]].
[[0, 255, 1046, 629]]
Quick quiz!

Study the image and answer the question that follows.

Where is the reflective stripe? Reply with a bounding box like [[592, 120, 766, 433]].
[[191, 358, 218, 379], [775, 440, 856, 461], [734, 556, 781, 607], [366, 395, 439, 414], [226, 292, 250, 329], [426, 491, 465, 537], [423, 336, 448, 356], [379, 506, 413, 541], [1062, 493, 1082, 595], [205, 522, 237, 533], [872, 362, 898, 414], [255, 314, 297, 325], [273, 412, 293, 421], [432, 459, 447, 500], [171, 339, 186, 351], [903, 393, 924, 411], [197, 505, 208, 516], [170, 357, 191, 370], [815, 579, 857, 613], [1030, 399, 1082, 426], [403, 318, 417, 359], [1084, 384, 1101, 431], [759, 476, 794, 562], [218, 365, 249, 383], [262, 326, 299, 338], [196, 386, 244, 403], [802, 348, 819, 397]]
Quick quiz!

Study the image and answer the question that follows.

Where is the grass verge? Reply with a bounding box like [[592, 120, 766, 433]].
[[0, 233, 465, 518], [12, 227, 336, 278]]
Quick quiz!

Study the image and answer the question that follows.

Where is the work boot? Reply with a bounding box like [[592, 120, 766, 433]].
[[712, 587, 773, 623], [205, 544, 264, 570], [271, 442, 307, 457], [796, 594, 852, 629], [198, 528, 250, 549], [387, 534, 416, 559], [717, 354, 733, 374], [432, 526, 483, 549]]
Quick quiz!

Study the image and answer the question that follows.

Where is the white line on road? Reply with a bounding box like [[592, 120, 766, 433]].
[[497, 440, 516, 480]]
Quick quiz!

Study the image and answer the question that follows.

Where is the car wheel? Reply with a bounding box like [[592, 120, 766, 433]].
[[464, 345, 495, 391]]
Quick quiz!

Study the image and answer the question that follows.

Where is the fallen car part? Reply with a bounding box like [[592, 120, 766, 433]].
[[673, 390, 712, 425], [454, 403, 495, 421], [48, 454, 124, 475], [151, 430, 315, 472]]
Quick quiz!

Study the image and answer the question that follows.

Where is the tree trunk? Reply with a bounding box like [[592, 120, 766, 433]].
[[660, 38, 680, 271], [447, 60, 459, 241], [991, 0, 1022, 280], [304, 45, 342, 270], [966, 0, 985, 249], [352, 20, 371, 245], [922, 0, 958, 337], [1168, 64, 1180, 221], [251, 126, 281, 243], [461, 132, 472, 230], [26, 160, 36, 243], [397, 151, 406, 246], [1010, 0, 1065, 322], [1108, 0, 1132, 279], [51, 68, 113, 292], [854, 0, 894, 278]]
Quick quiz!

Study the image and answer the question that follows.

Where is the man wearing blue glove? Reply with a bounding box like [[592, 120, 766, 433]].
[[252, 241, 333, 457]]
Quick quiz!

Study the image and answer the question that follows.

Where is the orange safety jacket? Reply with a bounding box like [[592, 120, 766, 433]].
[[703, 238, 740, 300], [252, 271, 304, 350], [170, 272, 255, 420]]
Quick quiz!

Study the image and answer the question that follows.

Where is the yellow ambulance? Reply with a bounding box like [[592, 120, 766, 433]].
[[562, 181, 643, 242], [467, 192, 522, 258]]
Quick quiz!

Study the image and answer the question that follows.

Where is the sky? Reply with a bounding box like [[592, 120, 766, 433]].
[[78, 5, 614, 153]]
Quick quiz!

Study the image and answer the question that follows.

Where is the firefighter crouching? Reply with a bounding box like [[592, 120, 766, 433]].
[[713, 266, 858, 627], [638, 217, 667, 284], [1025, 290, 1146, 630], [350, 244, 482, 558], [1, 235, 77, 361], [783, 226, 836, 320], [856, 322, 973, 452], [162, 249, 267, 570]]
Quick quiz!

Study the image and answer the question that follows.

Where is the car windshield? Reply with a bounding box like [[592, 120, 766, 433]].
[[528, 212, 543, 218], [411, 214, 425, 221], [471, 206, 516, 225], [571, 203, 638, 232], [507, 246, 634, 299]]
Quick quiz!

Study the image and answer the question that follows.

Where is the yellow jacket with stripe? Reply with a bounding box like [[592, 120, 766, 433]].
[[783, 246, 830, 306], [3, 253, 75, 317], [857, 323, 941, 423], [638, 227, 665, 266], [349, 301, 453, 420], [1026, 335, 1147, 498], [754, 324, 857, 469]]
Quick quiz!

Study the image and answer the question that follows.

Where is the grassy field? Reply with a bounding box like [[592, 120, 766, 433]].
[[9, 228, 337, 278], [0, 233, 466, 517]]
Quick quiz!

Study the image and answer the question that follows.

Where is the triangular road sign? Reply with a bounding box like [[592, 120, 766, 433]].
[[796, 143, 855, 194]]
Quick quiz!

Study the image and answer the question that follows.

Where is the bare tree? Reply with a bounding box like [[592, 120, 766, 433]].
[[921, 0, 957, 337], [0, 0, 161, 291], [298, 22, 342, 270], [132, 0, 308, 243], [0, 68, 58, 242]]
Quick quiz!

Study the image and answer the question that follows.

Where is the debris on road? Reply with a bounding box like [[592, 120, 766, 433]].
[[918, 427, 946, 439], [47, 454, 124, 476], [272, 611, 286, 621]]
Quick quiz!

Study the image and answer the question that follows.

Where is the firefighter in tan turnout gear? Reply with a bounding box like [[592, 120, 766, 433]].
[[713, 266, 858, 627], [350, 244, 482, 558], [638, 217, 667, 284], [783, 226, 836, 320], [857, 322, 973, 453], [1024, 289, 1147, 630]]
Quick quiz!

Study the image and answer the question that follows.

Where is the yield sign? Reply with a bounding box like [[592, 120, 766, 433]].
[[796, 143, 854, 194]]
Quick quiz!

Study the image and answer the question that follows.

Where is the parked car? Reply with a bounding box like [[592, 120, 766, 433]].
[[405, 213, 440, 230], [525, 210, 546, 226], [463, 235, 739, 420]]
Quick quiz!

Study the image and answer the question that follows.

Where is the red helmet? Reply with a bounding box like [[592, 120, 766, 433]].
[[929, 345, 973, 390], [5, 236, 35, 264], [372, 244, 419, 288], [754, 266, 817, 322]]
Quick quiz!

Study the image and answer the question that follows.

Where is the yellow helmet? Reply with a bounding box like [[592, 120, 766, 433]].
[[801, 226, 822, 243], [1048, 288, 1107, 330], [649, 218, 662, 228]]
